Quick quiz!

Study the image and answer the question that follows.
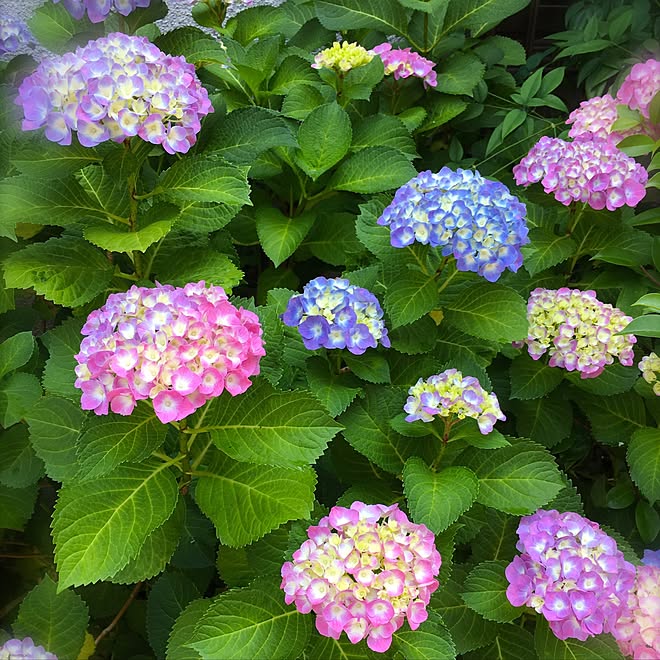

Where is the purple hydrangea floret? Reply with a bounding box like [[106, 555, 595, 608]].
[[54, 0, 151, 23], [642, 549, 660, 567], [505, 509, 635, 642], [15, 32, 212, 153], [0, 637, 57, 660], [281, 277, 390, 355], [377, 168, 529, 282], [0, 14, 32, 56]]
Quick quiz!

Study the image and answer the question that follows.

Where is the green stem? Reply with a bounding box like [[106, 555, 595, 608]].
[[566, 202, 587, 235], [437, 268, 459, 294], [479, 122, 562, 170]]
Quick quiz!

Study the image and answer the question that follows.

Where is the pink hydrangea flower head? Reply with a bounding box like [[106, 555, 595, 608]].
[[505, 509, 636, 641], [516, 288, 636, 379], [513, 135, 648, 211], [639, 353, 660, 396], [15, 32, 212, 153], [53, 0, 151, 23], [404, 368, 505, 434], [281, 501, 441, 653], [566, 94, 647, 142], [74, 281, 265, 424], [0, 637, 57, 660], [612, 564, 660, 658], [371, 43, 437, 88], [617, 58, 660, 120]]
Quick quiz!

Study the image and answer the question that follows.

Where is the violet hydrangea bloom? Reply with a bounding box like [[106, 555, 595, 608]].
[[0, 14, 32, 56], [642, 549, 660, 567], [0, 638, 57, 660], [53, 0, 150, 23], [612, 564, 660, 659], [404, 368, 505, 434], [15, 32, 212, 153], [639, 353, 660, 396], [377, 168, 529, 282], [505, 509, 635, 642], [281, 277, 390, 355], [371, 43, 437, 87], [515, 287, 636, 379], [617, 58, 660, 120], [513, 135, 648, 211], [281, 501, 441, 653], [74, 281, 265, 424]]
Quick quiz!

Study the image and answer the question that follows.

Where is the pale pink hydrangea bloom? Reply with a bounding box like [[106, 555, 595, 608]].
[[515, 288, 636, 379], [617, 58, 660, 120], [566, 94, 644, 142], [371, 43, 437, 88], [74, 282, 265, 424], [513, 135, 648, 211], [281, 501, 441, 653], [612, 564, 660, 659]]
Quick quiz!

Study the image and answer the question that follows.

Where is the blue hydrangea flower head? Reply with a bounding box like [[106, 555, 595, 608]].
[[377, 167, 529, 282], [281, 277, 390, 355]]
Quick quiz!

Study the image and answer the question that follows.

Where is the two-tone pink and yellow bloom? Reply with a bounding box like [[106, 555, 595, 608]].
[[612, 563, 660, 658], [16, 33, 212, 153], [74, 281, 264, 424], [516, 288, 636, 379], [281, 501, 441, 653]]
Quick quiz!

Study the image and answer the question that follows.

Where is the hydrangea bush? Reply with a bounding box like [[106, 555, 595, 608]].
[[0, 1, 658, 659]]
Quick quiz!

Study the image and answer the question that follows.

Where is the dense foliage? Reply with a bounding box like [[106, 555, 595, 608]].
[[0, 0, 659, 658]]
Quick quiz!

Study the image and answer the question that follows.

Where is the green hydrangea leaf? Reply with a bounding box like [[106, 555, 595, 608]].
[[194, 449, 316, 547], [26, 396, 84, 482], [462, 440, 564, 515], [3, 237, 113, 307], [76, 403, 168, 480], [0, 423, 44, 488], [627, 427, 660, 504], [14, 575, 89, 660], [404, 458, 479, 533], [53, 460, 179, 589], [199, 381, 341, 468], [187, 578, 312, 659], [462, 560, 521, 623], [0, 331, 35, 380]]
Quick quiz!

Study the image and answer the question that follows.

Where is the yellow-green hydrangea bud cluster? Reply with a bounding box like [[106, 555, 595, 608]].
[[639, 353, 660, 395], [312, 41, 374, 73]]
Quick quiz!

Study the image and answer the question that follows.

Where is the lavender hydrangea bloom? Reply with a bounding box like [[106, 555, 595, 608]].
[[505, 510, 635, 642], [377, 168, 529, 283], [281, 277, 390, 355], [15, 32, 212, 153], [0, 638, 57, 660], [54, 0, 151, 23], [642, 549, 660, 567], [0, 14, 32, 55]]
